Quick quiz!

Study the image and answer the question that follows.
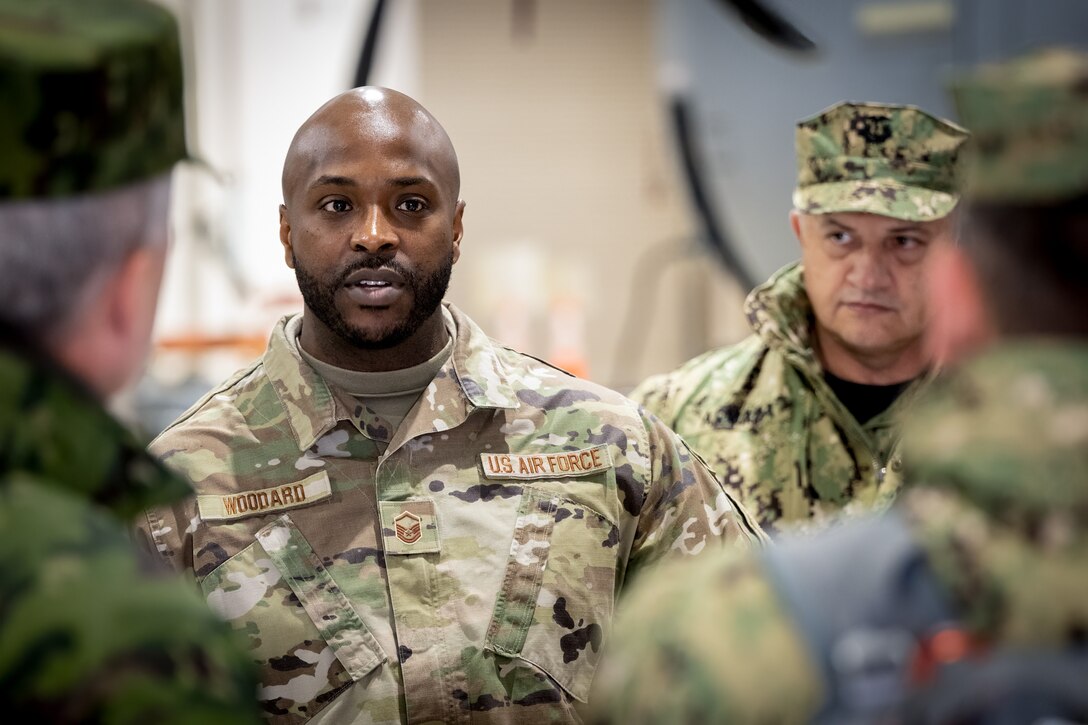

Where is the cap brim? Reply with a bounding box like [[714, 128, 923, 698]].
[[792, 179, 958, 221]]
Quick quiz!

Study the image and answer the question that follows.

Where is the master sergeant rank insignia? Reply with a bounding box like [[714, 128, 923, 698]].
[[394, 511, 422, 544], [378, 499, 441, 555]]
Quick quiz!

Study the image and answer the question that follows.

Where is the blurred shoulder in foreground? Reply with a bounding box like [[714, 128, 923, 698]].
[[0, 0, 260, 721]]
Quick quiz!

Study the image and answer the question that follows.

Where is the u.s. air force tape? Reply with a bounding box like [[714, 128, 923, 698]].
[[479, 445, 612, 480], [196, 471, 333, 521]]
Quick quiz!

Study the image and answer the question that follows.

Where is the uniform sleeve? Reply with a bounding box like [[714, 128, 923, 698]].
[[136, 484, 199, 579], [589, 550, 824, 724], [134, 430, 208, 579], [624, 413, 766, 581], [1, 479, 261, 725]]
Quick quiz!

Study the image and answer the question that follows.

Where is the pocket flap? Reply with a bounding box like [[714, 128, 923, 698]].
[[485, 489, 617, 703], [256, 514, 386, 680]]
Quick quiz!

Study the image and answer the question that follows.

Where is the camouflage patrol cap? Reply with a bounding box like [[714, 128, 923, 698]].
[[0, 0, 186, 200], [949, 48, 1088, 203], [793, 101, 970, 221]]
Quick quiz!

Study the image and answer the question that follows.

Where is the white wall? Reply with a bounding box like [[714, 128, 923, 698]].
[[154, 0, 421, 380]]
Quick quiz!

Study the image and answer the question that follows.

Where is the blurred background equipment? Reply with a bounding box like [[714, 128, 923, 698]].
[[128, 0, 1087, 433], [661, 0, 1088, 286]]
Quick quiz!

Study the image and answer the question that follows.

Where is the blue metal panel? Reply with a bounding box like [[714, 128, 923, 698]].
[[660, 0, 1088, 281]]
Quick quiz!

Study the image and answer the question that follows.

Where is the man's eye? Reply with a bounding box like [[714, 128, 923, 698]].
[[828, 232, 850, 244], [895, 236, 921, 249], [321, 199, 351, 213], [397, 198, 427, 213]]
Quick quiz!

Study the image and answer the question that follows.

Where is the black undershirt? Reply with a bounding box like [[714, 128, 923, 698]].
[[823, 371, 914, 425]]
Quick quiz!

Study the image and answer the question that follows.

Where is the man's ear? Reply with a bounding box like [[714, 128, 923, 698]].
[[280, 204, 295, 269], [110, 247, 150, 336], [925, 244, 995, 366], [108, 244, 165, 386], [53, 244, 165, 399], [789, 209, 804, 248], [451, 200, 465, 265]]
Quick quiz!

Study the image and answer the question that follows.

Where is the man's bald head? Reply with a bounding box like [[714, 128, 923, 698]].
[[281, 87, 460, 208], [277, 87, 466, 369]]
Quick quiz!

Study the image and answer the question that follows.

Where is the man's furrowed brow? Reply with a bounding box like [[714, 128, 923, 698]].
[[390, 176, 432, 188], [820, 216, 855, 231], [310, 175, 356, 190]]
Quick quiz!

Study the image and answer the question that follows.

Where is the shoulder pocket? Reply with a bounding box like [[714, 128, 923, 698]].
[[200, 514, 385, 722], [484, 487, 619, 702]]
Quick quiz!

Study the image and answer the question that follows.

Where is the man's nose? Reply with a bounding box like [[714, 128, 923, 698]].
[[848, 248, 892, 289], [350, 204, 399, 254]]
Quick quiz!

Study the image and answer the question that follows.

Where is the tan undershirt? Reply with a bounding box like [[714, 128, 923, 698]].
[[288, 311, 454, 441]]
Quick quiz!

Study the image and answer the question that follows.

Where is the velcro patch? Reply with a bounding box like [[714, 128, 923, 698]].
[[197, 471, 333, 521], [480, 445, 612, 480], [378, 499, 440, 555]]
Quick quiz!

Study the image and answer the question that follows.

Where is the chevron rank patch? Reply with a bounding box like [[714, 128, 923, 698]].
[[379, 499, 440, 555]]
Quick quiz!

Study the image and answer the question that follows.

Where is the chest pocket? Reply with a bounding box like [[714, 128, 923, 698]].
[[484, 487, 619, 702], [200, 514, 385, 723]]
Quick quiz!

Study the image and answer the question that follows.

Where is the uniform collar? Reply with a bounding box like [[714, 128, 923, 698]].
[[264, 303, 519, 452], [444, 303, 520, 410]]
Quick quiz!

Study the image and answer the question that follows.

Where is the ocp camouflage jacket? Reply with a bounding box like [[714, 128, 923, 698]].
[[632, 262, 928, 535], [0, 341, 259, 724], [141, 304, 762, 724]]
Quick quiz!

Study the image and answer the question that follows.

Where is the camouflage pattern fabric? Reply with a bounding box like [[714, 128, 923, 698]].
[[949, 48, 1088, 203], [792, 101, 969, 221], [141, 303, 763, 724], [592, 341, 1088, 723], [898, 342, 1088, 645], [589, 548, 824, 724], [0, 342, 261, 724], [632, 262, 927, 535], [0, 0, 187, 199]]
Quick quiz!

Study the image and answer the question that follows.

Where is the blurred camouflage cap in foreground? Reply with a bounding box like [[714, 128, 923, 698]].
[[793, 101, 970, 221], [950, 48, 1088, 203], [0, 0, 186, 200]]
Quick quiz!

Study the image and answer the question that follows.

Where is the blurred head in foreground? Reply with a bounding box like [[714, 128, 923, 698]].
[[927, 48, 1088, 364], [0, 0, 187, 398]]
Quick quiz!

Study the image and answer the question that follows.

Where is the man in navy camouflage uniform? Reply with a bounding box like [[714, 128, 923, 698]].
[[633, 102, 969, 535]]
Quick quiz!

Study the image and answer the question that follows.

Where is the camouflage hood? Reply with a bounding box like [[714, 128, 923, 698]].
[[902, 341, 1088, 520], [743, 261, 818, 370], [0, 341, 190, 519]]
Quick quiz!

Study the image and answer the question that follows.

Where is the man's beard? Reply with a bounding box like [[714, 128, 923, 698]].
[[294, 252, 453, 350]]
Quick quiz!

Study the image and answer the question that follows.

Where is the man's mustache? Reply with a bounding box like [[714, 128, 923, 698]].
[[335, 256, 415, 286]]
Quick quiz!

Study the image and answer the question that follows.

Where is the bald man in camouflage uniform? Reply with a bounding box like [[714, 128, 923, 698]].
[[593, 48, 1088, 724], [0, 1, 259, 721], [633, 103, 969, 534], [140, 86, 762, 724]]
